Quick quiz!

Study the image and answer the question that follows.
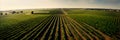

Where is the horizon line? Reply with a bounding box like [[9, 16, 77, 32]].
[[0, 7, 120, 11]]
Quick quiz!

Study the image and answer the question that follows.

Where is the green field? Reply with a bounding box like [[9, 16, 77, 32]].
[[0, 14, 50, 39], [67, 9, 120, 39], [0, 9, 120, 40]]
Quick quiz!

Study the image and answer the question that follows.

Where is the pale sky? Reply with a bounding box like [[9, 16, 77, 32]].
[[0, 0, 120, 11]]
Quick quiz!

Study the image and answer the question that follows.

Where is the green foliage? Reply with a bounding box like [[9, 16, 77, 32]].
[[0, 14, 50, 38], [67, 10, 120, 36]]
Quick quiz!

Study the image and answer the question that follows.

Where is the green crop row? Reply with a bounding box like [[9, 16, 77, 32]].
[[67, 9, 120, 38], [0, 14, 50, 39]]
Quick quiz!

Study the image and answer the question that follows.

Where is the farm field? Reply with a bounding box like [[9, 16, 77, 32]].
[[66, 9, 120, 40], [0, 14, 50, 39], [0, 9, 120, 40]]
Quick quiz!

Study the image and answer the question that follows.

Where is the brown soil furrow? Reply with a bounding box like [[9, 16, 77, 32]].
[[66, 16, 111, 40], [66, 17, 86, 40], [55, 15, 60, 40], [63, 16, 75, 40], [64, 16, 80, 40], [8, 16, 51, 39], [30, 16, 54, 40], [33, 16, 55, 40], [62, 15, 73, 40], [79, 23, 104, 40], [14, 15, 53, 40], [48, 15, 58, 40], [25, 16, 54, 40], [66, 17, 91, 40], [58, 15, 61, 40], [82, 23, 112, 40], [60, 15, 66, 40], [40, 15, 56, 40], [44, 15, 58, 40], [67, 17, 100, 40]]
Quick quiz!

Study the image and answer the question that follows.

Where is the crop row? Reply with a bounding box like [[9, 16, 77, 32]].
[[3, 14, 111, 40]]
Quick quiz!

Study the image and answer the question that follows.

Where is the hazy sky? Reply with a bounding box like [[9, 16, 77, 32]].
[[0, 0, 120, 10]]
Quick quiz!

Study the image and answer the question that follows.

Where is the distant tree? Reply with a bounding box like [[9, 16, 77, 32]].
[[0, 13, 3, 15], [31, 11, 34, 14], [20, 11, 23, 13], [12, 11, 16, 14], [5, 13, 7, 15]]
